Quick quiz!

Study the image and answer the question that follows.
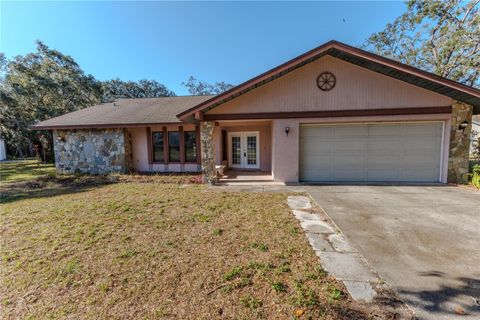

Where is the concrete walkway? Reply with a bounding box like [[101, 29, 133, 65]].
[[286, 195, 383, 302]]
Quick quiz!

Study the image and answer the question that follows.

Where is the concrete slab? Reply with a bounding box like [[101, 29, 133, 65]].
[[305, 232, 333, 252], [317, 251, 379, 282], [307, 185, 480, 320], [343, 280, 377, 302], [287, 196, 312, 210], [300, 220, 335, 234], [292, 210, 322, 221], [328, 233, 358, 253], [289, 195, 381, 304]]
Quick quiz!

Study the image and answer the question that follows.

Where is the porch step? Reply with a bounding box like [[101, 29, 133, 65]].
[[217, 170, 282, 185]]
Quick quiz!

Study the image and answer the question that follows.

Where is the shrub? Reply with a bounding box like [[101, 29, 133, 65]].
[[470, 164, 480, 189]]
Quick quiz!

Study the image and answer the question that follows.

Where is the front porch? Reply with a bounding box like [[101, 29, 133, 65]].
[[217, 169, 279, 185], [203, 120, 273, 184]]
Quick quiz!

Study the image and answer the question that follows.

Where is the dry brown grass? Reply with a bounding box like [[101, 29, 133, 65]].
[[1, 173, 406, 319]]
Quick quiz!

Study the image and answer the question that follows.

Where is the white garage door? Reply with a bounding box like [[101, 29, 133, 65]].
[[299, 122, 444, 182]]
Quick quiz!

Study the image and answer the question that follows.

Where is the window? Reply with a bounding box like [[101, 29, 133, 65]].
[[168, 131, 180, 162], [184, 131, 197, 162], [152, 132, 164, 162]]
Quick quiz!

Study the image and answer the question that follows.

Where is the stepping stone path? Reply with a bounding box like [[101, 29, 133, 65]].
[[287, 195, 382, 302]]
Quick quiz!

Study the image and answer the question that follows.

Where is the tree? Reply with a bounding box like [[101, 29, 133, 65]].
[[182, 76, 234, 95], [0, 41, 104, 159], [1, 41, 177, 160], [364, 0, 480, 87], [102, 78, 175, 102], [0, 53, 6, 81]]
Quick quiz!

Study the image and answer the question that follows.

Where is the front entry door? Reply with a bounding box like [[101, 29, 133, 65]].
[[228, 132, 260, 169]]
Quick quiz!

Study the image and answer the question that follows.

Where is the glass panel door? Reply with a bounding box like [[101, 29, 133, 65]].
[[230, 134, 242, 167], [228, 132, 260, 169], [244, 133, 259, 169]]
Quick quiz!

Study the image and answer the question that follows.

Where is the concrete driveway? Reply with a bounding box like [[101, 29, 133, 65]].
[[306, 185, 480, 320]]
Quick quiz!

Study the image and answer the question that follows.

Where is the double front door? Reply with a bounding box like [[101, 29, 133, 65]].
[[228, 132, 260, 169]]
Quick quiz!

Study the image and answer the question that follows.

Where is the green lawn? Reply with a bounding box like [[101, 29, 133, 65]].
[[0, 160, 55, 183], [0, 164, 400, 319]]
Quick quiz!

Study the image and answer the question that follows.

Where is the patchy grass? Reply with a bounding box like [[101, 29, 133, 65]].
[[0, 159, 55, 183], [0, 167, 406, 319]]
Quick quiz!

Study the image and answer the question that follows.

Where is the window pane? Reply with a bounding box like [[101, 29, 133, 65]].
[[231, 136, 241, 165], [169, 132, 180, 162], [152, 132, 164, 162], [184, 131, 197, 162]]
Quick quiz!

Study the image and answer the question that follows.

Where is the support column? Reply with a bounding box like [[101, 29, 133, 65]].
[[448, 100, 473, 183], [200, 121, 216, 185]]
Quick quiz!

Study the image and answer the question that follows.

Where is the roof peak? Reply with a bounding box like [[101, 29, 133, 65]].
[[177, 40, 480, 120]]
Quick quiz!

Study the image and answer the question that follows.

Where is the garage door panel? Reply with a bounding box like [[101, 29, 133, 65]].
[[368, 125, 403, 136], [368, 139, 403, 152], [334, 140, 368, 152], [367, 170, 401, 181], [301, 142, 332, 152], [333, 169, 366, 181], [366, 155, 402, 166], [299, 122, 443, 182], [333, 155, 366, 166], [300, 126, 334, 138], [301, 156, 331, 167], [402, 123, 443, 136], [301, 170, 332, 181], [333, 126, 369, 137]]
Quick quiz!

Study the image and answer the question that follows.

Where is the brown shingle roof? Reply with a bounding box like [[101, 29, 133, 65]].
[[31, 96, 214, 130]]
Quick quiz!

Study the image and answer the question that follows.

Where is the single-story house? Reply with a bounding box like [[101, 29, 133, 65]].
[[32, 41, 480, 184]]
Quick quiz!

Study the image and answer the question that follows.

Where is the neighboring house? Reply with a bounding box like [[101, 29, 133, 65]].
[[471, 115, 480, 157], [32, 41, 480, 184], [0, 137, 6, 161]]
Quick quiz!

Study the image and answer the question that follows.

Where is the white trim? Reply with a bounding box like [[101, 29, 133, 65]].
[[441, 118, 451, 183], [439, 121, 445, 183], [228, 132, 243, 168], [228, 131, 260, 169]]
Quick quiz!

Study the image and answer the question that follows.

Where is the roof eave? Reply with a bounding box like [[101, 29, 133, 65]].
[[30, 121, 184, 130], [178, 40, 480, 119]]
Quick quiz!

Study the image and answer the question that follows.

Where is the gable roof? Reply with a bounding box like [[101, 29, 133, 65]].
[[31, 96, 214, 130], [178, 40, 480, 121]]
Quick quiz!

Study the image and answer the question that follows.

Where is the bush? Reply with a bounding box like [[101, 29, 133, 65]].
[[470, 164, 480, 189]]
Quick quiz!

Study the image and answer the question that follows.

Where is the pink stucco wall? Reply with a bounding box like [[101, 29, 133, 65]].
[[131, 124, 200, 172], [207, 56, 451, 115], [271, 113, 451, 183]]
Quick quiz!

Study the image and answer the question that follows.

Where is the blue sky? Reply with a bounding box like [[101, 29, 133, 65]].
[[1, 1, 406, 95]]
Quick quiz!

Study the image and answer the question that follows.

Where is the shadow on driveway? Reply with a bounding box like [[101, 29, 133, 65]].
[[399, 272, 480, 317]]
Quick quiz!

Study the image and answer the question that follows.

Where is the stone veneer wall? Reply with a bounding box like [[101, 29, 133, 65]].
[[53, 129, 127, 174], [124, 128, 134, 173], [448, 100, 473, 183], [200, 121, 216, 184]]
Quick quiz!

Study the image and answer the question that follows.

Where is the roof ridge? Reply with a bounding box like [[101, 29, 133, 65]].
[[177, 40, 480, 119]]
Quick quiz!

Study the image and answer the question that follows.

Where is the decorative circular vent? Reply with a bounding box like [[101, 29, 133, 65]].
[[317, 72, 336, 91]]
